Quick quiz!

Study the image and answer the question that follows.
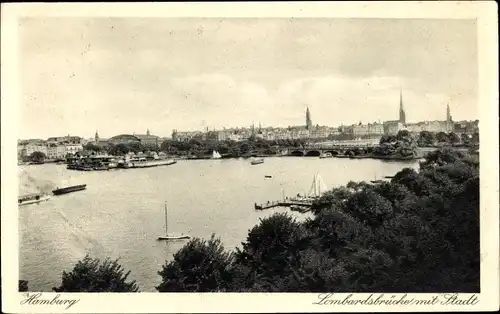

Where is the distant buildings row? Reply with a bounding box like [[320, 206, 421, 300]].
[[18, 89, 479, 158], [172, 90, 478, 142], [17, 130, 166, 160]]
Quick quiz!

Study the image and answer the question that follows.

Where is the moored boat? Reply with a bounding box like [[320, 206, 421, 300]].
[[251, 158, 264, 165], [131, 159, 177, 168], [18, 193, 51, 206], [211, 151, 222, 159], [52, 184, 87, 196]]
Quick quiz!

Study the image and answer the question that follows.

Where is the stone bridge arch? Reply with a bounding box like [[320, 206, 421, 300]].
[[305, 150, 321, 157], [325, 150, 341, 156], [290, 150, 305, 157]]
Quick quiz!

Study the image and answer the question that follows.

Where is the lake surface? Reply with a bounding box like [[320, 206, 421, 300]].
[[18, 157, 419, 291]]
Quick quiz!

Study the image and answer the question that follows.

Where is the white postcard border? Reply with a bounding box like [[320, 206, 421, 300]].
[[1, 2, 498, 313]]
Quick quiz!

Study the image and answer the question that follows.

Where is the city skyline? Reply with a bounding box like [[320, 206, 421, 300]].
[[19, 18, 478, 139]]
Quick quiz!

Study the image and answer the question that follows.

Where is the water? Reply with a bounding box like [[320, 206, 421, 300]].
[[18, 157, 418, 291]]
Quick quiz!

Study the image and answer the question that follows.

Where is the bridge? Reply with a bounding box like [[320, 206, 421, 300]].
[[283, 142, 380, 157]]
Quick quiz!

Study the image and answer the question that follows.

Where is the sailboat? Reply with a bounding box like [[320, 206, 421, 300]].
[[306, 173, 328, 199], [157, 202, 190, 241], [212, 150, 222, 159]]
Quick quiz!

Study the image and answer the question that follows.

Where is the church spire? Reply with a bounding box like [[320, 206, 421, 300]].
[[399, 87, 406, 124], [446, 102, 452, 122], [306, 106, 312, 130], [94, 130, 99, 143], [146, 129, 150, 136]]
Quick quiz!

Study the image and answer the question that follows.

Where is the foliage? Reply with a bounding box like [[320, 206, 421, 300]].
[[154, 148, 478, 292], [83, 143, 103, 152], [156, 234, 234, 292], [52, 255, 139, 292], [29, 151, 46, 162], [375, 131, 417, 157]]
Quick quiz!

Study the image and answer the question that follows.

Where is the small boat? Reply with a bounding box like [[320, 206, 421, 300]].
[[131, 159, 177, 168], [157, 202, 190, 241], [319, 152, 333, 159], [264, 175, 272, 178], [78, 165, 93, 171], [307, 172, 328, 199], [211, 150, 222, 159], [251, 158, 264, 165], [18, 193, 50, 206], [52, 184, 87, 196], [93, 165, 109, 171]]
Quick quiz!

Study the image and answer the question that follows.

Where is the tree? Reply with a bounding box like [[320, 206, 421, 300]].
[[83, 143, 102, 152], [108, 143, 129, 156], [417, 131, 435, 147], [234, 213, 312, 291], [52, 255, 139, 292], [447, 132, 460, 145], [436, 131, 449, 143], [29, 151, 46, 163], [157, 235, 234, 292]]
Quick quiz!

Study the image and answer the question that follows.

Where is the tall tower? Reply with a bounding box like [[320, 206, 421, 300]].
[[446, 103, 452, 122], [94, 130, 99, 143], [306, 106, 312, 130], [446, 102, 453, 132], [146, 129, 150, 136], [399, 88, 406, 124]]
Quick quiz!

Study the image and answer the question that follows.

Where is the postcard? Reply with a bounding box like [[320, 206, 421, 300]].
[[1, 1, 498, 313]]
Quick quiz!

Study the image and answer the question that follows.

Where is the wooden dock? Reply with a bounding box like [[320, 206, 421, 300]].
[[254, 200, 313, 210]]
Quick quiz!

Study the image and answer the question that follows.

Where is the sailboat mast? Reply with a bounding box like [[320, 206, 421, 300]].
[[164, 202, 168, 235], [317, 174, 321, 196]]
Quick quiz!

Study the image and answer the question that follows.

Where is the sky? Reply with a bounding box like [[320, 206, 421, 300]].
[[19, 18, 478, 139]]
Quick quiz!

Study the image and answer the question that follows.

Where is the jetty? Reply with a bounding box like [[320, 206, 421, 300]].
[[254, 200, 313, 210]]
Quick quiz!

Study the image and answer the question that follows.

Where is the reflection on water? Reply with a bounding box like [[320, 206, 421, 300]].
[[18, 157, 418, 291]]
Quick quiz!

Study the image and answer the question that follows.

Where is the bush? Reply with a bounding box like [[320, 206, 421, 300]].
[[155, 148, 479, 292], [156, 234, 234, 292], [52, 255, 139, 292]]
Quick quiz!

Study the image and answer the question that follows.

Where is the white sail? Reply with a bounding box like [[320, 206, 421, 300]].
[[212, 151, 222, 159], [307, 173, 328, 198]]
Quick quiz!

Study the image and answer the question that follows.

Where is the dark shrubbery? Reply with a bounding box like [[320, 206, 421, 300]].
[[52, 255, 139, 292], [157, 148, 479, 292]]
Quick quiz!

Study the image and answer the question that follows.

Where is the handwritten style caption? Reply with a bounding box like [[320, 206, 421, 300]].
[[20, 293, 80, 309], [314, 293, 479, 306]]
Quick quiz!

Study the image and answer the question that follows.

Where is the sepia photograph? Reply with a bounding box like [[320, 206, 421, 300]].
[[2, 2, 498, 313]]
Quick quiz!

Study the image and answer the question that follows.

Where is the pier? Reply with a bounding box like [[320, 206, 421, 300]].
[[254, 200, 313, 210]]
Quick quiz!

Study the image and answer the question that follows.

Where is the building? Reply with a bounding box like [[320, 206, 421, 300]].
[[454, 120, 479, 134], [383, 120, 404, 135], [108, 134, 142, 145], [368, 122, 384, 136], [108, 130, 161, 147], [21, 142, 48, 157], [47, 144, 67, 160], [172, 130, 204, 142], [46, 135, 83, 145], [93, 130, 109, 147], [353, 123, 369, 138], [64, 143, 83, 155], [306, 106, 312, 130], [405, 103, 454, 134]]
